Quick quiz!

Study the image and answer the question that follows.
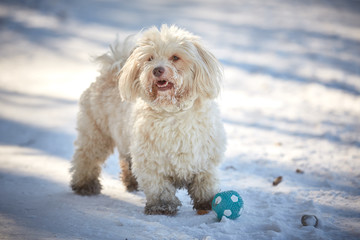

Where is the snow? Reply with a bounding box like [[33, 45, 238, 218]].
[[1, 0, 360, 239]]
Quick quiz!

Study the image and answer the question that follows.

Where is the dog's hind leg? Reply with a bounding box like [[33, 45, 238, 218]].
[[70, 111, 115, 196], [119, 156, 138, 192]]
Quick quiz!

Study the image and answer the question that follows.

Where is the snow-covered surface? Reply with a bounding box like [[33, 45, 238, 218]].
[[1, 0, 360, 239]]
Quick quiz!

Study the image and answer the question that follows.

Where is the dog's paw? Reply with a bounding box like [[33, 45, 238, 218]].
[[197, 209, 210, 215], [71, 178, 102, 196], [125, 182, 138, 192], [193, 199, 212, 211], [144, 201, 181, 216], [122, 174, 139, 192]]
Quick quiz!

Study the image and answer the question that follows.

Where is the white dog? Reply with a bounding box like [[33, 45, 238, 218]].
[[70, 25, 226, 215]]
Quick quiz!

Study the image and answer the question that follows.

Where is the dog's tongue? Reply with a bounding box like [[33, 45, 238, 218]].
[[156, 80, 173, 91]]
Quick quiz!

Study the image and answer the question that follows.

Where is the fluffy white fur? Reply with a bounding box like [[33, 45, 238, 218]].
[[70, 25, 226, 215]]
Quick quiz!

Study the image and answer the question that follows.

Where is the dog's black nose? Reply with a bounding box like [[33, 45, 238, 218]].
[[153, 67, 165, 77]]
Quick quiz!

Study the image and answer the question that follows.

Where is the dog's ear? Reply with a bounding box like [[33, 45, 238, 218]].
[[193, 42, 223, 99], [118, 49, 140, 102]]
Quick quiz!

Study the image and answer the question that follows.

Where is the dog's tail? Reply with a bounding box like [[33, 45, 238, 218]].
[[94, 34, 138, 81]]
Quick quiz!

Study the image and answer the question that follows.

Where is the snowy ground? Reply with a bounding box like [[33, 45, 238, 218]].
[[1, 0, 360, 239]]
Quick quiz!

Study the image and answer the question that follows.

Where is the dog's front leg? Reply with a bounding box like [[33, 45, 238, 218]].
[[188, 170, 219, 212], [137, 173, 181, 215]]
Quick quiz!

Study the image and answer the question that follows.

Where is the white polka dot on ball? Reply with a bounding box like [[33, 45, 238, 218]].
[[231, 195, 238, 202], [224, 209, 232, 217], [215, 196, 222, 205]]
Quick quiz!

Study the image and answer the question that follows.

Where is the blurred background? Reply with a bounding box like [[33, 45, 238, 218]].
[[1, 0, 359, 156]]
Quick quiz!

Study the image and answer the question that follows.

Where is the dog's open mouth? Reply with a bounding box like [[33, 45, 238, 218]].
[[156, 80, 174, 91]]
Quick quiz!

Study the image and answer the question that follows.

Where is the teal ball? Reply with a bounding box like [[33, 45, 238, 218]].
[[212, 190, 244, 220]]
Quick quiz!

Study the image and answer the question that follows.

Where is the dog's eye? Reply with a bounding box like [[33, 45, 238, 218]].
[[172, 55, 180, 62], [148, 56, 153, 61]]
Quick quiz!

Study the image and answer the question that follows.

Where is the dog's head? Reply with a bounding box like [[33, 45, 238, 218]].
[[119, 25, 222, 112]]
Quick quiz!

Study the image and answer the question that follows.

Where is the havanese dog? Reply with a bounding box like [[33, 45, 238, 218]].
[[70, 25, 226, 215]]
